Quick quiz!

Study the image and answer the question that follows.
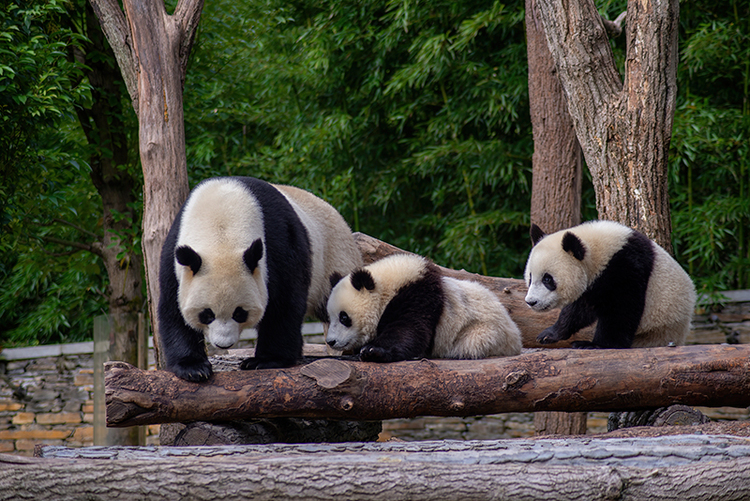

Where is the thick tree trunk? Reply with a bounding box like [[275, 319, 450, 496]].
[[5, 433, 750, 501], [526, 0, 585, 435], [74, 4, 145, 445], [534, 0, 679, 251], [88, 0, 203, 365], [105, 344, 750, 427], [526, 0, 582, 232], [353, 233, 593, 348]]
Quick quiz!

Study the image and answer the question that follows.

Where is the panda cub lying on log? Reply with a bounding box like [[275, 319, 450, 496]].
[[326, 253, 523, 362], [524, 220, 696, 349]]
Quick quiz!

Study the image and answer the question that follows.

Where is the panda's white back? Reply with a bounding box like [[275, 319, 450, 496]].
[[635, 243, 696, 346], [274, 184, 362, 318]]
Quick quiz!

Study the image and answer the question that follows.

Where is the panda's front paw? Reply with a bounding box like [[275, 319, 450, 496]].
[[169, 360, 213, 382], [536, 326, 564, 345], [359, 345, 397, 363]]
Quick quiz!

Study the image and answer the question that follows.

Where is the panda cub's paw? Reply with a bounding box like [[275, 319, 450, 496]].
[[536, 326, 565, 345], [171, 360, 213, 382], [359, 345, 399, 363]]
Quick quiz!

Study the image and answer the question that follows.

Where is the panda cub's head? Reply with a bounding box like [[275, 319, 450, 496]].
[[523, 223, 591, 312], [325, 269, 381, 353], [175, 238, 267, 349]]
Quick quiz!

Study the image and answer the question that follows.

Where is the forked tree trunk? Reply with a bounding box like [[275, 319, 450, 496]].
[[88, 0, 203, 365], [534, 0, 679, 251], [526, 0, 585, 436]]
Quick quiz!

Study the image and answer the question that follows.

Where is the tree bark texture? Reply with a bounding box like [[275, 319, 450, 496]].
[[353, 232, 593, 348], [105, 344, 750, 427], [535, 0, 679, 251], [88, 0, 203, 361], [5, 434, 750, 501]]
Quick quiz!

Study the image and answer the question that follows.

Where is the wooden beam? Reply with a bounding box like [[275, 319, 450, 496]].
[[8, 432, 750, 501], [106, 344, 750, 427]]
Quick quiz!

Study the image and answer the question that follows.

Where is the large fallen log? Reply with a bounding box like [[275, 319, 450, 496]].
[[352, 232, 593, 347], [3, 432, 749, 501], [106, 344, 750, 427]]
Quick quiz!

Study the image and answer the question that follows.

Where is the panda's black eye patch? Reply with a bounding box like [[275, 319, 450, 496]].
[[339, 311, 352, 328], [542, 273, 556, 291], [198, 309, 215, 325], [232, 307, 249, 323]]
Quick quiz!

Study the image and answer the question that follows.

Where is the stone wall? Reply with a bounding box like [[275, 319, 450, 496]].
[[0, 354, 98, 455]]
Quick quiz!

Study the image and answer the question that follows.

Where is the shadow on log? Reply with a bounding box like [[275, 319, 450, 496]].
[[106, 344, 750, 427], [352, 232, 593, 348]]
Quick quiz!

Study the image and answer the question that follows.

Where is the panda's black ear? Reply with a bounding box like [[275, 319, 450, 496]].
[[329, 272, 344, 290], [243, 239, 264, 272], [350, 269, 376, 291], [562, 232, 586, 261], [530, 224, 546, 246], [176, 246, 202, 275]]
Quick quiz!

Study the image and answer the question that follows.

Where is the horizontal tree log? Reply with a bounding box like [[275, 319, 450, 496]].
[[106, 344, 750, 427], [4, 433, 749, 501], [352, 232, 593, 347]]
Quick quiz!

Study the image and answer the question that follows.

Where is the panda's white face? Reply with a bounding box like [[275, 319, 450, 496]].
[[524, 221, 634, 312], [325, 274, 380, 353], [524, 235, 588, 312], [177, 243, 267, 349]]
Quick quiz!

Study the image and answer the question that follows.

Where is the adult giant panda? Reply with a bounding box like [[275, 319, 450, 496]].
[[158, 176, 362, 381], [326, 253, 522, 362], [524, 220, 696, 349]]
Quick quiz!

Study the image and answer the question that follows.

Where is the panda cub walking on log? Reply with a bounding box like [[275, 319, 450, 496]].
[[158, 176, 362, 381], [326, 253, 523, 362], [524, 220, 696, 349]]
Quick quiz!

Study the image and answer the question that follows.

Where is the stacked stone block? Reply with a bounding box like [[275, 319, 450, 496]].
[[0, 356, 95, 455]]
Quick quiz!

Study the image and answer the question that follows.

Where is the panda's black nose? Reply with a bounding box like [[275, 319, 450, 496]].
[[526, 299, 537, 307], [327, 340, 337, 348]]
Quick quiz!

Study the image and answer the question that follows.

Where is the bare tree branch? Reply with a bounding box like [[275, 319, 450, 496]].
[[87, 0, 139, 111], [174, 0, 205, 87], [50, 218, 99, 239], [40, 235, 103, 257]]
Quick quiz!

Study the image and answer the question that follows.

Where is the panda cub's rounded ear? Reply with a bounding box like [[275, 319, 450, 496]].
[[562, 231, 586, 261], [350, 269, 376, 291], [329, 272, 344, 290], [530, 224, 546, 246], [176, 246, 202, 274], [243, 239, 264, 272]]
